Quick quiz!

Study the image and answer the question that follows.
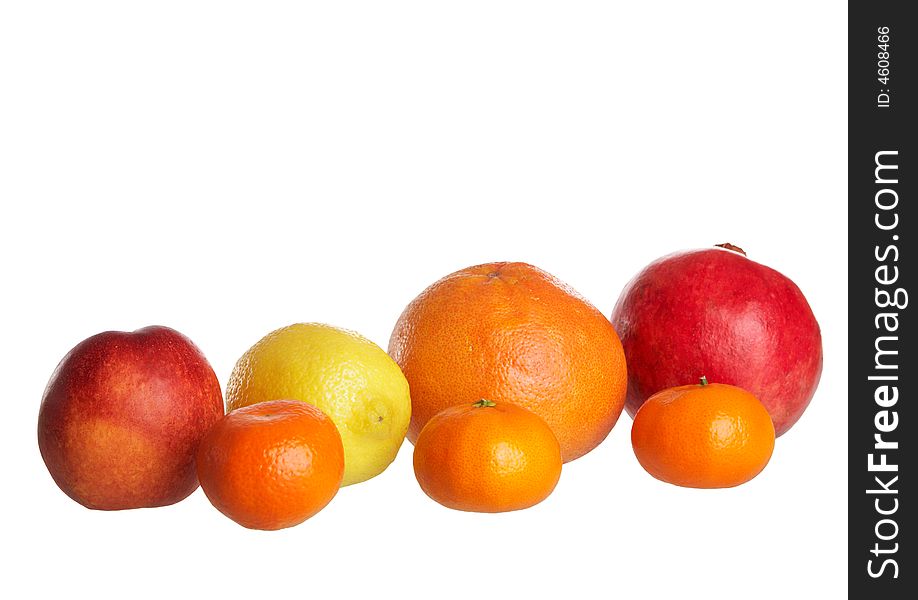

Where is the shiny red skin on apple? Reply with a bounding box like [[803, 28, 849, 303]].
[[38, 326, 224, 510], [611, 247, 822, 436]]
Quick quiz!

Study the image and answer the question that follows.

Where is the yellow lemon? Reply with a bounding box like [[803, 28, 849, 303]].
[[226, 323, 410, 486]]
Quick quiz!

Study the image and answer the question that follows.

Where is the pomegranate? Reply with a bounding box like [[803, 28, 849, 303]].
[[611, 244, 822, 436]]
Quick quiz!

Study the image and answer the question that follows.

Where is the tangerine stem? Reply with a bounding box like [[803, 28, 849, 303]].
[[699, 376, 708, 386], [473, 399, 496, 408]]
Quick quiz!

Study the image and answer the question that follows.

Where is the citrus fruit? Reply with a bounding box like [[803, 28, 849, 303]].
[[631, 377, 776, 488], [413, 399, 562, 512], [196, 399, 344, 530], [389, 261, 627, 462], [225, 323, 411, 486]]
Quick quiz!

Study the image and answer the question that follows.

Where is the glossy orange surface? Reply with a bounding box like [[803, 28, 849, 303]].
[[413, 399, 562, 513], [196, 400, 344, 530], [631, 379, 775, 488]]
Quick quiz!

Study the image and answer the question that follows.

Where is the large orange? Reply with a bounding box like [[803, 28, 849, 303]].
[[413, 399, 562, 512], [389, 261, 627, 462], [631, 377, 775, 488], [196, 400, 344, 530]]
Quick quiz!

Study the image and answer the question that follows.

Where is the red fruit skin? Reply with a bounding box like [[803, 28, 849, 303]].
[[611, 247, 823, 436], [38, 326, 224, 510]]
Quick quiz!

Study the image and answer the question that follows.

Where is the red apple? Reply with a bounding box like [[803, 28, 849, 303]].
[[38, 326, 224, 510], [611, 244, 822, 436]]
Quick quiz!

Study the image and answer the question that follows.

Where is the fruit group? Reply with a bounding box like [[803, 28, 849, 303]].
[[413, 399, 562, 512], [225, 323, 411, 486], [196, 400, 344, 530], [37, 326, 224, 510], [611, 245, 822, 435], [631, 377, 775, 488], [390, 261, 627, 462]]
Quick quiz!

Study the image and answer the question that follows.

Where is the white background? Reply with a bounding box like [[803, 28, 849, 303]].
[[1, 2, 847, 598]]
